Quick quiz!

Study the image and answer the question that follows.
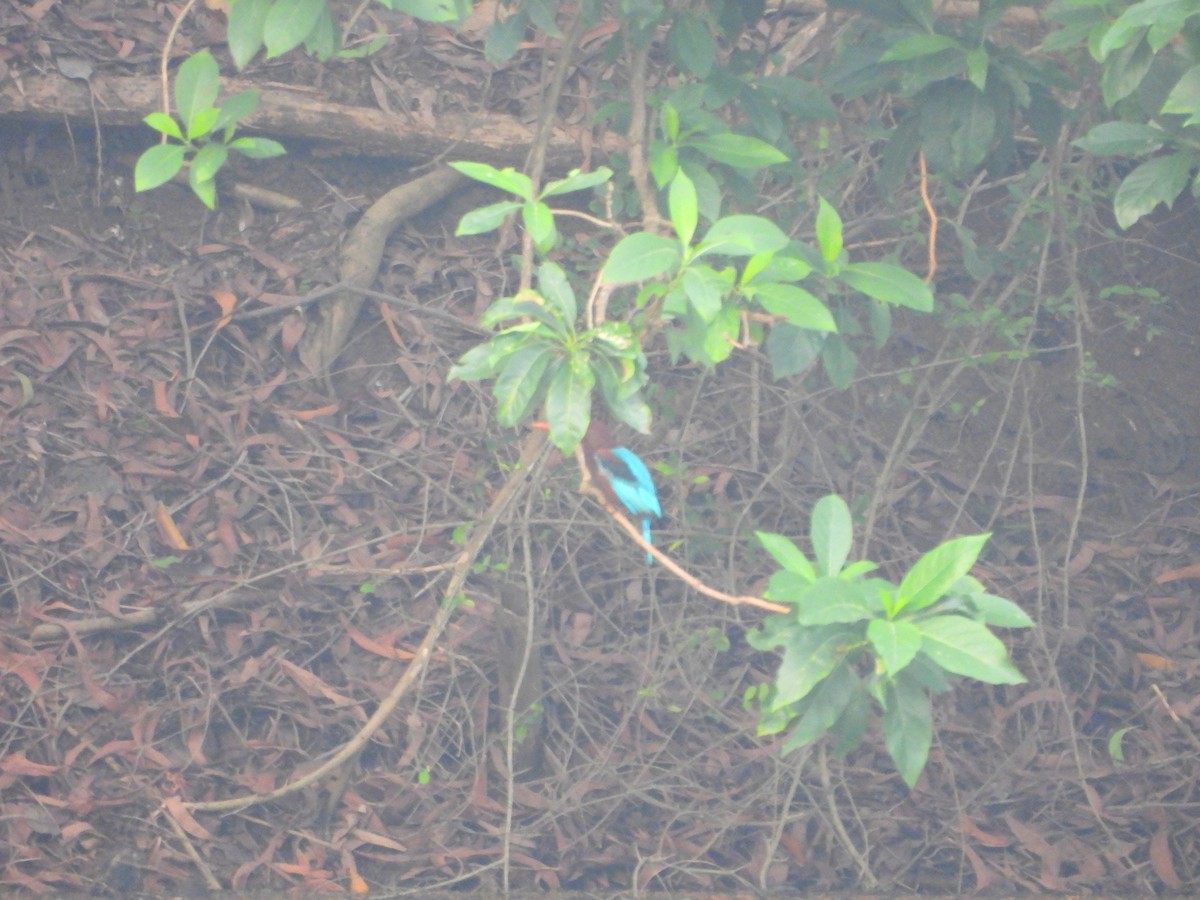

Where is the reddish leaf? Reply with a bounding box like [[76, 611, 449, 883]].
[[1, 752, 58, 777], [960, 814, 1012, 847], [1156, 563, 1200, 584], [277, 659, 361, 710], [155, 502, 191, 551], [1004, 815, 1063, 890], [1150, 827, 1182, 889], [286, 404, 340, 421], [164, 797, 214, 841], [210, 290, 236, 332]]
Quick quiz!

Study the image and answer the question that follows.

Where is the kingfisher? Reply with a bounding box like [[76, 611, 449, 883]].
[[536, 419, 663, 563]]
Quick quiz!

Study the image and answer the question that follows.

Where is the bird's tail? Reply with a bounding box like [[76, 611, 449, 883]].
[[642, 517, 654, 565]]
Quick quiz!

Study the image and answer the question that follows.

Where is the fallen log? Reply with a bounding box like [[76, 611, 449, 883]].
[[0, 72, 604, 169]]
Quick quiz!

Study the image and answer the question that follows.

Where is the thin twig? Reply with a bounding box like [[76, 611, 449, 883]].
[[567, 443, 788, 614], [159, 0, 198, 120], [181, 430, 549, 813]]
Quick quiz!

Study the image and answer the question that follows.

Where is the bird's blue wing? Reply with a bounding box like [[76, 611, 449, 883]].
[[596, 447, 661, 564], [605, 448, 662, 518]]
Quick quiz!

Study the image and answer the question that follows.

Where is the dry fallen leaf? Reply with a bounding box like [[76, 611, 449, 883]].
[[164, 797, 214, 842], [211, 290, 237, 332], [155, 502, 191, 551]]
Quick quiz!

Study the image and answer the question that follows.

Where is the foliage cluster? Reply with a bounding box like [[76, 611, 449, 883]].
[[1051, 0, 1200, 227], [131, 0, 1189, 789], [752, 497, 1032, 788]]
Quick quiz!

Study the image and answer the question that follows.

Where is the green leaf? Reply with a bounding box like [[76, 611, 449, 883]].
[[918, 81, 995, 175], [335, 35, 390, 60], [190, 141, 228, 184], [1108, 725, 1136, 764], [740, 252, 772, 286], [143, 112, 184, 141], [680, 265, 726, 321], [867, 618, 922, 676], [544, 355, 595, 451], [1073, 121, 1165, 157], [867, 298, 891, 347], [227, 137, 287, 159], [448, 161, 533, 199], [541, 166, 613, 198], [481, 292, 562, 331], [967, 592, 1035, 628], [965, 47, 989, 91], [841, 560, 878, 579], [780, 663, 859, 753], [389, 0, 467, 23], [882, 676, 932, 788], [770, 625, 849, 708], [701, 303, 740, 364], [917, 616, 1026, 684], [304, 4, 338, 59], [878, 33, 960, 62], [589, 320, 640, 357], [1097, 0, 1193, 59], [680, 159, 723, 222], [1100, 34, 1154, 107], [134, 143, 187, 192], [667, 15, 716, 78], [905, 652, 952, 693], [484, 10, 526, 63], [186, 106, 220, 141], [830, 684, 871, 755], [751, 253, 814, 284], [649, 140, 680, 188], [447, 334, 524, 381], [815, 196, 843, 263], [754, 283, 836, 331], [757, 531, 818, 580], [669, 169, 699, 247], [523, 200, 558, 253], [1026, 82, 1065, 147], [264, 0, 325, 58], [174, 51, 220, 131], [1146, 0, 1195, 51], [190, 174, 217, 209], [214, 90, 260, 134], [793, 577, 874, 625], [228, 0, 270, 68], [494, 344, 556, 426], [896, 533, 990, 614], [820, 334, 856, 388], [1162, 64, 1200, 124], [601, 233, 682, 283], [688, 132, 789, 168], [810, 494, 852, 576], [661, 102, 680, 143], [878, 112, 922, 191], [537, 262, 577, 325], [839, 261, 934, 311], [765, 570, 816, 604], [765, 323, 824, 379], [521, 0, 562, 36], [698, 215, 789, 257], [608, 394, 653, 436], [456, 200, 522, 236], [1113, 151, 1196, 229]]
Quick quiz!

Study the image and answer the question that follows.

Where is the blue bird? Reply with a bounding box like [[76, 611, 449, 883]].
[[584, 423, 663, 564]]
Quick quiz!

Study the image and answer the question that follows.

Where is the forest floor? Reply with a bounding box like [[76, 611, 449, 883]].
[[2, 0, 1200, 895]]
